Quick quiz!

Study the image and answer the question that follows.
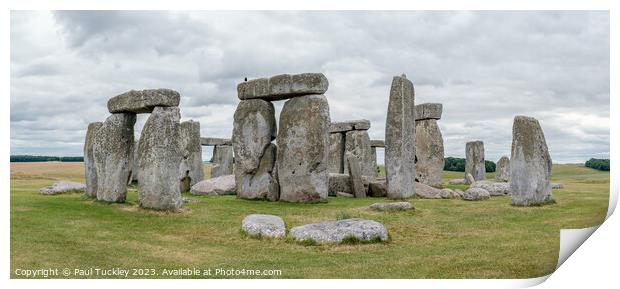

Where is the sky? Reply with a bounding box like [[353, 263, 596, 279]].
[[10, 11, 609, 164]]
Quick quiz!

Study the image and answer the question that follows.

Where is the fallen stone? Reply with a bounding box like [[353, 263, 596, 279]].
[[179, 121, 204, 192], [328, 173, 351, 196], [449, 178, 467, 185], [510, 116, 553, 206], [242, 214, 286, 238], [552, 183, 564, 189], [454, 189, 464, 197], [328, 133, 345, 174], [346, 153, 366, 198], [495, 156, 510, 182], [290, 218, 388, 244], [40, 181, 86, 195], [385, 75, 416, 199], [367, 177, 387, 197], [190, 174, 236, 196], [84, 121, 102, 198], [337, 192, 354, 198], [277, 94, 330, 203], [93, 113, 135, 203], [415, 103, 443, 120], [470, 180, 511, 196], [238, 73, 329, 101], [138, 106, 183, 210], [370, 139, 385, 147], [107, 88, 180, 113], [201, 137, 232, 146], [414, 182, 442, 199], [463, 187, 490, 201], [440, 188, 460, 199], [369, 202, 413, 211], [465, 140, 485, 184], [415, 118, 444, 187], [211, 145, 234, 178]]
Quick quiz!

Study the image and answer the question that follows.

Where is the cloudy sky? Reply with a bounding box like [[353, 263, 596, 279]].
[[10, 11, 609, 163]]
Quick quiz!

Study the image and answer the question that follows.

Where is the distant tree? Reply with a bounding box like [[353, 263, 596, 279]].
[[444, 157, 496, 172], [485, 160, 496, 173], [10, 155, 83, 162], [585, 158, 610, 171]]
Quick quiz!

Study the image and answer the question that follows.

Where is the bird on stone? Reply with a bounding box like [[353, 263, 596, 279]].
[[244, 77, 247, 82]]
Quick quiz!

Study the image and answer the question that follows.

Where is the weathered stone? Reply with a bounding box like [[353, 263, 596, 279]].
[[179, 121, 204, 192], [93, 113, 135, 203], [385, 75, 416, 199], [235, 143, 279, 201], [370, 146, 378, 176], [129, 138, 139, 184], [238, 73, 329, 101], [370, 140, 385, 147], [470, 180, 511, 196], [328, 133, 345, 174], [495, 156, 510, 182], [465, 141, 485, 183], [510, 116, 553, 206], [290, 219, 388, 244], [463, 187, 490, 201], [440, 188, 460, 199], [328, 173, 351, 196], [369, 202, 413, 211], [233, 99, 279, 201], [107, 88, 180, 113], [415, 119, 444, 187], [277, 94, 330, 203], [346, 153, 366, 198], [201, 137, 232, 146], [415, 103, 442, 120], [454, 189, 464, 197], [84, 122, 102, 198], [465, 173, 476, 185], [552, 183, 564, 189], [40, 181, 86, 195], [138, 107, 183, 210], [344, 130, 375, 176], [190, 174, 236, 196], [337, 192, 354, 198], [329, 119, 370, 132], [211, 145, 234, 178], [367, 177, 387, 197], [241, 214, 286, 238], [449, 178, 467, 185], [414, 182, 442, 199]]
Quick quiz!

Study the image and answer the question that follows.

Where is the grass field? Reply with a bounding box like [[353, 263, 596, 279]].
[[10, 162, 609, 278]]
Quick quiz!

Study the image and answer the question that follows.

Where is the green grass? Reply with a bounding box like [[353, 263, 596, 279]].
[[10, 162, 609, 278]]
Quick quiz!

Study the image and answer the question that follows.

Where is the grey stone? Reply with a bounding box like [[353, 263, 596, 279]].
[[495, 156, 510, 182], [40, 181, 86, 195], [344, 130, 375, 176], [370, 140, 385, 147], [328, 173, 351, 196], [201, 137, 232, 146], [367, 177, 387, 197], [337, 192, 354, 198], [241, 214, 286, 238], [138, 107, 183, 210], [552, 183, 564, 189], [107, 88, 180, 113], [329, 119, 370, 132], [290, 218, 388, 244], [415, 119, 444, 187], [465, 173, 476, 185], [211, 145, 234, 178], [369, 202, 413, 211], [84, 122, 102, 198], [385, 75, 416, 199], [238, 73, 329, 101], [440, 188, 461, 199], [93, 113, 135, 203], [233, 99, 279, 201], [179, 121, 204, 192], [510, 116, 553, 206], [414, 182, 442, 199], [346, 153, 366, 198], [370, 146, 378, 176], [470, 180, 511, 196], [129, 138, 139, 184], [454, 189, 465, 197], [328, 133, 345, 174], [190, 174, 236, 196], [465, 141, 485, 184], [415, 103, 443, 120], [448, 178, 467, 185], [277, 94, 330, 203], [463, 187, 491, 201]]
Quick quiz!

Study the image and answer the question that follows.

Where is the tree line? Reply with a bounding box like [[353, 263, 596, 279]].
[[443, 157, 496, 172], [585, 158, 610, 171], [10, 155, 84, 162]]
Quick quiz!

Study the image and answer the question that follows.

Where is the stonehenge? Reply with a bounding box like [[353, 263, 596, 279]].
[[495, 156, 510, 182], [385, 74, 416, 199], [414, 103, 444, 187], [510, 116, 553, 206], [179, 121, 204, 192], [201, 137, 234, 178], [465, 140, 485, 184], [328, 119, 375, 176]]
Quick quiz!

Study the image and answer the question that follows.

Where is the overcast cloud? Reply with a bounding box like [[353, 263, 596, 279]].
[[10, 11, 609, 163]]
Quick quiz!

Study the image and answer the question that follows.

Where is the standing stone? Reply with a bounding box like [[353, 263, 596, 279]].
[[495, 156, 510, 182], [510, 116, 553, 206], [277, 94, 330, 203], [328, 133, 345, 174], [129, 138, 139, 183], [415, 119, 444, 187], [84, 122, 103, 198], [344, 130, 375, 176], [346, 153, 366, 198], [232, 99, 279, 200], [93, 113, 136, 202], [211, 145, 234, 178], [179, 121, 204, 192], [385, 75, 416, 199], [138, 107, 183, 210], [465, 140, 485, 184]]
